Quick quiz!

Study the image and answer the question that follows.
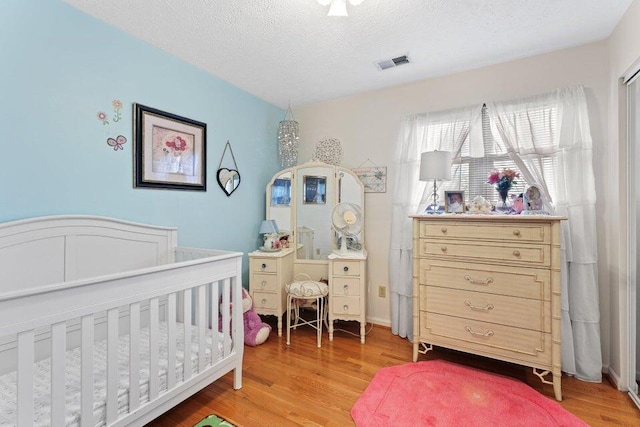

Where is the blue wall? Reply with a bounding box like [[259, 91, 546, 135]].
[[0, 1, 283, 284]]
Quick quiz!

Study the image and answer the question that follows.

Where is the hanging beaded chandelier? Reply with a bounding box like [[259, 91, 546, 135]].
[[277, 104, 299, 168]]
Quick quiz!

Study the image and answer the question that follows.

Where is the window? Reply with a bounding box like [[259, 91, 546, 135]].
[[432, 105, 558, 206]]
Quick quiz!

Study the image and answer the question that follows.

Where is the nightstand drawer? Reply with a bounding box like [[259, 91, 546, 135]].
[[250, 258, 278, 273], [420, 221, 550, 244], [251, 273, 279, 292], [331, 296, 361, 315], [421, 286, 549, 332], [252, 291, 278, 310], [419, 239, 550, 267], [331, 277, 361, 296], [332, 261, 361, 277]]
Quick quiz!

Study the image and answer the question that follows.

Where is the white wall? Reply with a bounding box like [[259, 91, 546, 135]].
[[607, 0, 640, 389], [294, 42, 611, 361]]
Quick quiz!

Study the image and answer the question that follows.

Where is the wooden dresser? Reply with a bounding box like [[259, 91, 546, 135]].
[[328, 251, 368, 343], [249, 247, 295, 337], [411, 215, 564, 401]]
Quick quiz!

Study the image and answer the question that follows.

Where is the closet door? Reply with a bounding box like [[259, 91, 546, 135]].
[[629, 73, 640, 407]]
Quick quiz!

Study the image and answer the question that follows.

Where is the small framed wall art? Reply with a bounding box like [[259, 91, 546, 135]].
[[133, 103, 207, 191]]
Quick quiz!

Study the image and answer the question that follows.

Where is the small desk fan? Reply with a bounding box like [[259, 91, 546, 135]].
[[331, 202, 362, 255]]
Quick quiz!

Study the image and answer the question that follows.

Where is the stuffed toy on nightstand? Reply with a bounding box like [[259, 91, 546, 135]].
[[241, 289, 271, 346]]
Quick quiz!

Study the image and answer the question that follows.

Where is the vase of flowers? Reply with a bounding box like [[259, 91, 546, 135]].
[[487, 168, 519, 212]]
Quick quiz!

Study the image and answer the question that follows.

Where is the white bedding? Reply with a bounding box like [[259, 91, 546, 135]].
[[0, 322, 225, 427]]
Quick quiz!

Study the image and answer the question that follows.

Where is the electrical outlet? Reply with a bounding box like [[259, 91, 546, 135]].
[[378, 286, 386, 298]]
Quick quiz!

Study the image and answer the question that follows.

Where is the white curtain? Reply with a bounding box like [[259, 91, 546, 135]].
[[389, 106, 483, 338], [487, 85, 601, 382]]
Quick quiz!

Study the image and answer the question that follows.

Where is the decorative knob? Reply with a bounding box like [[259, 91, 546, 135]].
[[513, 230, 521, 236], [261, 298, 267, 305], [261, 280, 267, 287], [343, 266, 349, 272], [513, 250, 521, 257], [343, 305, 348, 312], [261, 263, 267, 269], [441, 227, 447, 234], [441, 246, 447, 252]]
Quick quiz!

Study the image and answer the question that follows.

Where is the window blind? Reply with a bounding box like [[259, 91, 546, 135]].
[[429, 105, 558, 206]]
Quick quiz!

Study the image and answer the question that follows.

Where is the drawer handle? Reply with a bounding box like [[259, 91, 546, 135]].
[[261, 298, 267, 306], [464, 300, 494, 312], [343, 304, 349, 312], [343, 266, 349, 272], [513, 229, 521, 236], [464, 275, 494, 285], [440, 246, 447, 252], [261, 280, 267, 287], [343, 284, 349, 295], [465, 326, 494, 337], [261, 263, 267, 269], [441, 227, 447, 234], [513, 250, 521, 257]]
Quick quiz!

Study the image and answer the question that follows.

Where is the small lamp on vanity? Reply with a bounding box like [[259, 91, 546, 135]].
[[259, 219, 281, 251], [419, 151, 452, 214]]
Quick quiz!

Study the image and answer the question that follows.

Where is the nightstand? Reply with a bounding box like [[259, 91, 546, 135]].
[[328, 251, 367, 343], [248, 247, 295, 337]]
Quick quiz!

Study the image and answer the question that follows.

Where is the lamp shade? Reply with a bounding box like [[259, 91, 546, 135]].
[[259, 219, 279, 234], [420, 151, 452, 181]]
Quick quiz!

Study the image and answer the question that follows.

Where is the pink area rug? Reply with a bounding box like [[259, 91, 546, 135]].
[[351, 360, 588, 427]]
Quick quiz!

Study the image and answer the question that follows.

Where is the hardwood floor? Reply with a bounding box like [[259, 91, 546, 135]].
[[150, 318, 640, 427]]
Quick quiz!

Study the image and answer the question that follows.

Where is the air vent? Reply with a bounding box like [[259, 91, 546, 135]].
[[375, 54, 410, 71]]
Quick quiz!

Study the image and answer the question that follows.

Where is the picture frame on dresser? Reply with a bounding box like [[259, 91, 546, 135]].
[[444, 191, 465, 213]]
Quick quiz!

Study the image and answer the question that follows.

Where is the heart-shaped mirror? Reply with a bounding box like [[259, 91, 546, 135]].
[[217, 168, 241, 197]]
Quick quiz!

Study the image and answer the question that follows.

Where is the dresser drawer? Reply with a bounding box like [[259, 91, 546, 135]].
[[250, 273, 279, 292], [331, 296, 361, 315], [332, 260, 361, 277], [419, 260, 550, 300], [250, 258, 278, 274], [420, 312, 551, 364], [252, 291, 279, 310], [331, 277, 361, 296], [420, 221, 550, 244], [419, 239, 550, 267], [421, 286, 550, 332]]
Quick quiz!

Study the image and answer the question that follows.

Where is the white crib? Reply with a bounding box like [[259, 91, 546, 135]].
[[0, 215, 244, 427]]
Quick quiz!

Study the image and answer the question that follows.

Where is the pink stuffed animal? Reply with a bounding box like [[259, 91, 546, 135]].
[[241, 289, 271, 346]]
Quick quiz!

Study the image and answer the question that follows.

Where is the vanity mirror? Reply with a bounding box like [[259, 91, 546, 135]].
[[265, 161, 365, 263]]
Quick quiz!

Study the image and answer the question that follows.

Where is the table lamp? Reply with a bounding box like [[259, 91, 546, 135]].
[[259, 219, 280, 251], [420, 151, 452, 214]]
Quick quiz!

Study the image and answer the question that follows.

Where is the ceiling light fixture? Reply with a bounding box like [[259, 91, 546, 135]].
[[317, 0, 365, 17]]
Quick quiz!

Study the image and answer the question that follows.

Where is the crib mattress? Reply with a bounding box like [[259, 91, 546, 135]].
[[0, 322, 226, 427]]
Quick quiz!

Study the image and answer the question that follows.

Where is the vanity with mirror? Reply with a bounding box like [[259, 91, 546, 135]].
[[249, 161, 368, 342]]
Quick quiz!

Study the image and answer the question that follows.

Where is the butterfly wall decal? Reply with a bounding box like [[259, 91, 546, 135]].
[[107, 135, 127, 151]]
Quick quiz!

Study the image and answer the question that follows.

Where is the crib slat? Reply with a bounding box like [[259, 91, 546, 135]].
[[222, 278, 231, 357], [17, 330, 34, 426], [198, 285, 206, 372], [106, 308, 119, 424], [51, 322, 66, 426], [183, 288, 192, 381], [129, 302, 141, 411], [210, 280, 219, 365], [167, 292, 177, 389], [80, 314, 94, 427], [149, 297, 160, 400]]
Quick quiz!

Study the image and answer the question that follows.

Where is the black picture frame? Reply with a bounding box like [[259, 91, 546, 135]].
[[133, 103, 207, 191]]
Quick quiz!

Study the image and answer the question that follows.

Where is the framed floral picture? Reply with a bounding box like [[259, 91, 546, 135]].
[[133, 103, 207, 191]]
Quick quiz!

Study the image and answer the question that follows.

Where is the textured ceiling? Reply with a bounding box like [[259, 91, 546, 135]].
[[64, 0, 631, 108]]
